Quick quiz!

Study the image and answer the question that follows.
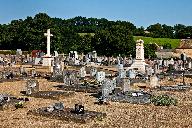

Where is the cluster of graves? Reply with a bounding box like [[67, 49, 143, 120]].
[[1, 29, 192, 123]]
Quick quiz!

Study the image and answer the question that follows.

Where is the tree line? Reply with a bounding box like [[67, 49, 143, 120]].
[[0, 13, 191, 57]]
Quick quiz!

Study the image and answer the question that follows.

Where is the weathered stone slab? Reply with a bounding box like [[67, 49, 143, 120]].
[[27, 107, 106, 123], [56, 85, 101, 93], [109, 91, 151, 104], [22, 91, 74, 100]]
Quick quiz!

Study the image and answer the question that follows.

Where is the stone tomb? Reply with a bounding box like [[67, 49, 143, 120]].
[[0, 71, 21, 83], [109, 91, 151, 104], [57, 81, 101, 93], [23, 79, 73, 100], [0, 94, 29, 111], [56, 69, 101, 93], [156, 84, 191, 92], [27, 103, 106, 123]]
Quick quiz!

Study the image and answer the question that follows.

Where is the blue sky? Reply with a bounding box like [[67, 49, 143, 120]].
[[0, 0, 192, 28]]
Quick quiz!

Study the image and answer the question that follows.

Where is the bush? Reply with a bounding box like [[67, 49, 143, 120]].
[[15, 101, 24, 109], [151, 95, 177, 106]]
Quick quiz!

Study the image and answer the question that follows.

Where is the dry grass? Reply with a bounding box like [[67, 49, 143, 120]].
[[0, 78, 192, 128]]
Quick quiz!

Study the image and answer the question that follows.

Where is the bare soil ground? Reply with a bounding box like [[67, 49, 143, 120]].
[[0, 78, 192, 128]]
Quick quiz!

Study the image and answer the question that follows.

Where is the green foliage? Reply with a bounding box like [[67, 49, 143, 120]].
[[15, 101, 24, 109], [92, 25, 135, 57], [0, 12, 191, 57], [0, 50, 16, 55], [151, 95, 177, 106], [134, 36, 180, 49]]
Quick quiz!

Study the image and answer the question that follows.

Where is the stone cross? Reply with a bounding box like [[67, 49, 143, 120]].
[[44, 29, 53, 56]]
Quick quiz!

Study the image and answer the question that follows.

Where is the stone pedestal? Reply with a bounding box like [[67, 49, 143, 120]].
[[42, 57, 53, 67], [130, 39, 147, 73], [130, 60, 147, 73]]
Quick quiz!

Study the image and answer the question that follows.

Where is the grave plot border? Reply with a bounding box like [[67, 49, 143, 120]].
[[21, 91, 74, 100], [27, 107, 107, 123]]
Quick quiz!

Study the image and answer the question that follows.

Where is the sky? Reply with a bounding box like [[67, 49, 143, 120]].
[[0, 0, 192, 28]]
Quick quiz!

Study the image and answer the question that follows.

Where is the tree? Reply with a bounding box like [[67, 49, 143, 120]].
[[92, 25, 135, 57]]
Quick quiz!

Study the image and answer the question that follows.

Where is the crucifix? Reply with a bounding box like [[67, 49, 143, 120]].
[[44, 29, 53, 56]]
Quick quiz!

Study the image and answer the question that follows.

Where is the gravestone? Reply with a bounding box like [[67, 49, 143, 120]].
[[128, 54, 133, 65], [0, 94, 10, 105], [122, 78, 130, 93], [96, 71, 105, 83], [26, 79, 39, 95], [101, 79, 110, 102], [92, 51, 97, 62], [111, 78, 117, 91], [90, 67, 97, 77], [74, 104, 84, 114], [16, 49, 22, 56], [128, 69, 136, 79], [53, 57, 62, 76], [31, 69, 36, 78], [34, 58, 42, 65], [63, 70, 79, 86], [188, 61, 192, 69], [80, 67, 86, 78], [150, 75, 159, 88], [54, 51, 59, 57], [46, 102, 64, 112]]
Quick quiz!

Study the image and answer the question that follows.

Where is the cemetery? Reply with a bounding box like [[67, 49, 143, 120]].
[[1, 29, 192, 127]]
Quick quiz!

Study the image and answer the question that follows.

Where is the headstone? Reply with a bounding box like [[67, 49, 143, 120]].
[[54, 51, 59, 57], [53, 57, 62, 76], [96, 71, 105, 82], [154, 64, 158, 74], [122, 78, 130, 93], [181, 53, 187, 61], [0, 94, 10, 105], [90, 67, 97, 77], [31, 69, 36, 78], [188, 61, 192, 69], [111, 78, 117, 91], [63, 70, 79, 86], [46, 105, 54, 112], [128, 54, 133, 65], [80, 67, 86, 78], [26, 79, 39, 95], [16, 49, 22, 56], [92, 51, 97, 62], [101, 79, 110, 102], [150, 75, 159, 88], [54, 102, 64, 111], [128, 69, 136, 79], [74, 104, 84, 114], [170, 58, 174, 65], [34, 58, 42, 65]]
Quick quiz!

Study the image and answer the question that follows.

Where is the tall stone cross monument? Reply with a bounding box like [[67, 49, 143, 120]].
[[42, 29, 54, 67], [44, 29, 53, 57]]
